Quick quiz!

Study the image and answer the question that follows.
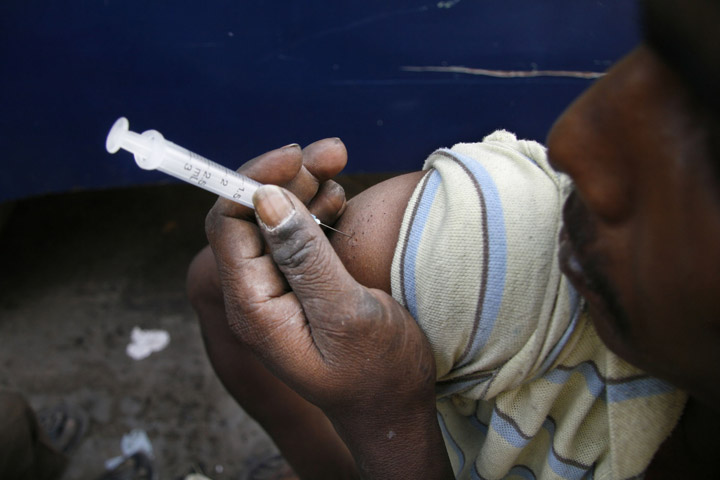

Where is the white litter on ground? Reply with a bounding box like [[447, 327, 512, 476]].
[[126, 326, 170, 360], [105, 428, 154, 470]]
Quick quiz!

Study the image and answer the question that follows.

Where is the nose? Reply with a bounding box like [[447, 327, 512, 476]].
[[545, 48, 662, 223]]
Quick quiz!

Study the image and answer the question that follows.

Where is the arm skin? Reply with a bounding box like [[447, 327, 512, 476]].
[[329, 170, 427, 294]]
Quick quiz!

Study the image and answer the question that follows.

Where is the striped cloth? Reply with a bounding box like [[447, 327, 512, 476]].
[[390, 131, 687, 479]]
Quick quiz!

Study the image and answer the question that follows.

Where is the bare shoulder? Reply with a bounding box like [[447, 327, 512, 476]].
[[330, 171, 427, 294]]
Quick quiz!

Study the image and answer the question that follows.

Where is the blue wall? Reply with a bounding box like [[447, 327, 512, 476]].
[[0, 1, 641, 202]]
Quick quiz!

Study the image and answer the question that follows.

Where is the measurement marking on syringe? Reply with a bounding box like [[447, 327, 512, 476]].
[[233, 176, 246, 199], [184, 152, 210, 187]]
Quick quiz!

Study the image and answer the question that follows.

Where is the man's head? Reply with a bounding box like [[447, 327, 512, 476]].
[[547, 0, 720, 406]]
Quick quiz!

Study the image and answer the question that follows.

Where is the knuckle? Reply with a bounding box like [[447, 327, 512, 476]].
[[284, 167, 319, 204], [269, 221, 317, 267], [326, 180, 346, 198], [352, 288, 385, 321], [309, 182, 347, 224], [222, 291, 265, 343], [274, 233, 327, 282], [324, 182, 347, 210]]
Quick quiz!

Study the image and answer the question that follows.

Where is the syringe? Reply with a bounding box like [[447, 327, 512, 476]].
[[105, 117, 349, 236]]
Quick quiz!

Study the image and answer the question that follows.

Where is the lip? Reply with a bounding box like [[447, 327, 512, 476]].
[[559, 218, 632, 351], [558, 224, 602, 307], [558, 225, 584, 287], [559, 194, 632, 343], [558, 191, 593, 294]]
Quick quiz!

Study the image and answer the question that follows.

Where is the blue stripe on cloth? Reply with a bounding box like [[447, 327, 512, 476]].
[[471, 461, 582, 480], [544, 362, 675, 403], [401, 170, 441, 319], [471, 467, 484, 480], [544, 363, 607, 398], [507, 465, 538, 480], [469, 415, 489, 436], [488, 411, 593, 479], [543, 418, 594, 480], [469, 416, 490, 480], [489, 408, 531, 449], [446, 149, 508, 368], [437, 411, 465, 473], [607, 377, 675, 403]]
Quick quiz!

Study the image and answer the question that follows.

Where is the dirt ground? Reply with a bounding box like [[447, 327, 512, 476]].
[[0, 174, 391, 479]]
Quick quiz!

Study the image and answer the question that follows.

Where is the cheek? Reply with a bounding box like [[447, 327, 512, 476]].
[[618, 184, 720, 363], [633, 214, 720, 321]]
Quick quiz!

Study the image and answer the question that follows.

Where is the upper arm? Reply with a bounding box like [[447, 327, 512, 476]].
[[329, 171, 427, 294]]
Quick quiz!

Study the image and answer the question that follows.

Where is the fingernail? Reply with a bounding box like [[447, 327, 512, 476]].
[[281, 143, 300, 150], [254, 185, 295, 229]]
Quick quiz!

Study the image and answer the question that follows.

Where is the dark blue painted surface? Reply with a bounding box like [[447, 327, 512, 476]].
[[0, 1, 641, 202]]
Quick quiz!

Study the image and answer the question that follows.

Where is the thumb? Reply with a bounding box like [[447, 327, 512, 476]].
[[253, 185, 366, 322]]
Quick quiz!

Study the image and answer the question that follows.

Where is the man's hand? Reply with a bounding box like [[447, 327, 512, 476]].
[[205, 141, 453, 479], [210, 138, 348, 227]]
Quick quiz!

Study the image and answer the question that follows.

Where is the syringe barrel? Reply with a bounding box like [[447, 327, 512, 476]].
[[106, 117, 337, 232], [106, 117, 261, 209], [151, 135, 261, 209]]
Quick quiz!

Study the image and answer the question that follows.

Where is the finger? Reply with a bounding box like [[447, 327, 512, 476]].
[[301, 138, 348, 182], [253, 185, 367, 325], [284, 165, 321, 205], [307, 180, 347, 226], [238, 143, 303, 184], [206, 209, 265, 274], [283, 138, 348, 204], [205, 203, 295, 347]]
